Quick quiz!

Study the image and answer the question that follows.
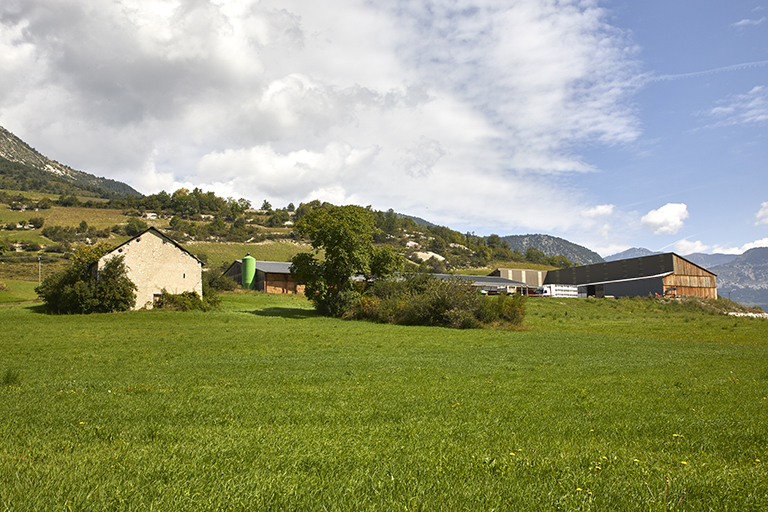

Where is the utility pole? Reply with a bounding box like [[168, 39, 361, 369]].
[[38, 255, 41, 287]]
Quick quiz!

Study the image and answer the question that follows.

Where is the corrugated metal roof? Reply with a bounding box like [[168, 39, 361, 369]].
[[433, 274, 531, 288], [574, 271, 673, 287], [253, 261, 293, 274]]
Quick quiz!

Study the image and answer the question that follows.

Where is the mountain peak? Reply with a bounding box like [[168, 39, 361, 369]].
[[0, 125, 142, 197]]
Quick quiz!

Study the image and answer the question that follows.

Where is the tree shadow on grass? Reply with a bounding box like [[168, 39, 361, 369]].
[[25, 304, 51, 314], [246, 307, 319, 319]]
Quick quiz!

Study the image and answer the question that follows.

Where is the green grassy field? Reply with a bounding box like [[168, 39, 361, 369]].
[[0, 279, 39, 302], [1, 294, 766, 510]]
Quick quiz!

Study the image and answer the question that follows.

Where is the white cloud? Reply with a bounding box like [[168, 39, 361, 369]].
[[0, 0, 643, 236], [669, 237, 768, 256], [641, 203, 689, 235], [673, 239, 710, 254], [582, 204, 615, 218], [756, 202, 768, 225], [732, 17, 766, 28], [704, 86, 768, 127], [738, 238, 768, 251]]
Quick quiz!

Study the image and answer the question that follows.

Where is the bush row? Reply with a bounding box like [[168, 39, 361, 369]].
[[347, 274, 526, 329]]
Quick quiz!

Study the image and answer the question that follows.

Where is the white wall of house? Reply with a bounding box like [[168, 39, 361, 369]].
[[99, 230, 202, 310]]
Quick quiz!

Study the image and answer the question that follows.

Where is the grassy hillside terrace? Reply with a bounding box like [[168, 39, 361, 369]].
[[1, 293, 766, 510]]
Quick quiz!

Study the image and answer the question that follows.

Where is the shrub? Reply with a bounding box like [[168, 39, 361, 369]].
[[203, 268, 237, 292], [153, 288, 219, 311], [28, 216, 45, 229], [351, 273, 526, 329], [36, 245, 137, 314], [125, 218, 149, 237]]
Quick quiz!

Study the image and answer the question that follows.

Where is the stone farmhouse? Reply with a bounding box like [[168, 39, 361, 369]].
[[97, 227, 203, 309]]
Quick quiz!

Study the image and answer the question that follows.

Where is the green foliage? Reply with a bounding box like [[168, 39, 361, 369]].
[[267, 209, 290, 227], [124, 217, 148, 237], [203, 268, 237, 292], [153, 289, 219, 311], [291, 205, 404, 317], [36, 244, 136, 314], [352, 273, 526, 329]]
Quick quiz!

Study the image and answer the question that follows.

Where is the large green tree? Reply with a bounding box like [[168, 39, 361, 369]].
[[290, 205, 403, 317]]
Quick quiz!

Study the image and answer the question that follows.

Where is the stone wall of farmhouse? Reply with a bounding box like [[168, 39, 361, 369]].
[[100, 231, 202, 309]]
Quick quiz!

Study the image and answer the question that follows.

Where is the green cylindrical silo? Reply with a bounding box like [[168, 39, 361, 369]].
[[242, 253, 256, 290]]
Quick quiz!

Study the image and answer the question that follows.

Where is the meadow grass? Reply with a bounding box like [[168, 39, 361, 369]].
[[0, 279, 40, 302], [0, 294, 766, 510]]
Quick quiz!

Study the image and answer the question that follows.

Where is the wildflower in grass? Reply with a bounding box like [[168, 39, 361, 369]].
[[576, 488, 582, 492], [681, 461, 688, 465]]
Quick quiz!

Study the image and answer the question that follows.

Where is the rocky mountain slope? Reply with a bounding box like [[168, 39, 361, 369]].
[[604, 247, 659, 261], [711, 247, 768, 310], [0, 125, 141, 197], [682, 252, 739, 269], [606, 248, 739, 270], [500, 234, 604, 265]]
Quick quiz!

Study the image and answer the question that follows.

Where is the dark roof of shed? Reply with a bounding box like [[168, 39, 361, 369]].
[[223, 259, 294, 275], [253, 261, 293, 274], [544, 252, 715, 285]]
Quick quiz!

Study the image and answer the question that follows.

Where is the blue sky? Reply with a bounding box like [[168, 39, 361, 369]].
[[0, 0, 766, 256]]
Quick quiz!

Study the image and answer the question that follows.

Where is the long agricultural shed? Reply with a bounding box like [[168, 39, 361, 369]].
[[544, 252, 717, 299]]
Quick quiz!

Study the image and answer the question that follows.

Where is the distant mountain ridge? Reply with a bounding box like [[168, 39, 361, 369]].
[[605, 248, 739, 270], [711, 248, 768, 310], [682, 252, 739, 269], [500, 234, 604, 265], [0, 125, 141, 197]]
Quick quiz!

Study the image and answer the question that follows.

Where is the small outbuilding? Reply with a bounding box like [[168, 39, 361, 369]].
[[98, 227, 204, 309], [434, 273, 533, 295], [223, 259, 305, 295], [489, 268, 548, 288]]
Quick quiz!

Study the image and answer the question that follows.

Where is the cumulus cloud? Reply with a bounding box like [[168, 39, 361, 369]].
[[641, 203, 689, 235], [582, 204, 615, 218], [0, 0, 642, 235], [756, 202, 768, 225], [673, 239, 711, 255], [669, 237, 768, 256]]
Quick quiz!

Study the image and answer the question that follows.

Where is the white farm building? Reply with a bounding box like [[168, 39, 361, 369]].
[[98, 227, 203, 309]]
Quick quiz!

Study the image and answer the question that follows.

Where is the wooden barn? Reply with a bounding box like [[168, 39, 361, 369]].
[[544, 252, 717, 299], [223, 260, 305, 295]]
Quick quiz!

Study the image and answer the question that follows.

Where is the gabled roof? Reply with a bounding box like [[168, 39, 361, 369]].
[[105, 227, 204, 266]]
